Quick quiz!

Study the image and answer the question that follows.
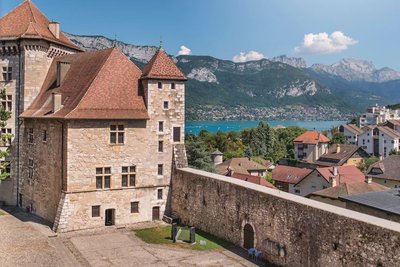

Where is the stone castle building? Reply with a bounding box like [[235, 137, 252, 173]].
[[0, 0, 187, 232]]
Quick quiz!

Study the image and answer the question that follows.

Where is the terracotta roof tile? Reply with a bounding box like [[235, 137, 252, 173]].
[[272, 165, 313, 184], [293, 131, 330, 144], [316, 165, 365, 184], [21, 48, 149, 120], [0, 0, 80, 50], [142, 48, 187, 80], [227, 172, 276, 189]]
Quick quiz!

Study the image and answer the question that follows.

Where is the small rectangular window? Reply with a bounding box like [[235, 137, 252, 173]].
[[43, 130, 47, 142], [171, 83, 176, 89], [1, 128, 12, 146], [173, 127, 181, 142], [96, 167, 112, 189], [158, 121, 164, 132], [122, 165, 136, 187], [28, 158, 33, 179], [158, 164, 163, 176], [27, 128, 34, 144], [92, 205, 100, 217], [157, 189, 163, 200], [2, 67, 12, 82], [1, 94, 12, 112], [110, 125, 124, 144], [131, 202, 139, 213], [158, 82, 162, 89], [158, 141, 163, 152], [163, 101, 169, 109]]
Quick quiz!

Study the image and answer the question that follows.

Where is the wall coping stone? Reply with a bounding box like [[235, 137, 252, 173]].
[[178, 167, 400, 232]]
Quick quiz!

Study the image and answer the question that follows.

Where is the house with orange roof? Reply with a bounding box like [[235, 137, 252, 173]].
[[0, 1, 188, 232], [271, 165, 313, 193], [293, 131, 330, 163]]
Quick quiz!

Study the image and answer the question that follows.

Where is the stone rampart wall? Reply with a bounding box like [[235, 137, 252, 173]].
[[171, 168, 400, 267]]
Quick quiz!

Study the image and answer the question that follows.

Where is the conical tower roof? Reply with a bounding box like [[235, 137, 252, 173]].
[[0, 0, 80, 50], [142, 48, 186, 80]]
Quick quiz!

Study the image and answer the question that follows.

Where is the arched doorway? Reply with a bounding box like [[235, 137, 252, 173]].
[[243, 224, 254, 249]]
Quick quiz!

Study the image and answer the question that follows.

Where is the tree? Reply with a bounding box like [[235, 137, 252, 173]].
[[330, 133, 349, 145], [358, 156, 379, 172], [265, 172, 275, 185], [389, 149, 399, 156], [185, 134, 215, 172], [0, 88, 12, 181]]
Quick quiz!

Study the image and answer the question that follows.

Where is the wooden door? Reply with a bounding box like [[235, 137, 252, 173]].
[[152, 206, 160, 220]]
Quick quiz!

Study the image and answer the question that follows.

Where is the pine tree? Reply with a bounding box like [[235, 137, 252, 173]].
[[0, 87, 12, 181]]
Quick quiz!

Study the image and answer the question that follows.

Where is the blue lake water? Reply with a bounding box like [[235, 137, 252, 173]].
[[185, 120, 347, 135]]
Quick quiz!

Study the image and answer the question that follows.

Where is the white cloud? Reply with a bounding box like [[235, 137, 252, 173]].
[[232, 51, 266, 63], [177, 45, 192, 56], [294, 31, 358, 55]]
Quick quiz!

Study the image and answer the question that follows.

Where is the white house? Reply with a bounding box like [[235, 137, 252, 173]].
[[339, 124, 363, 145]]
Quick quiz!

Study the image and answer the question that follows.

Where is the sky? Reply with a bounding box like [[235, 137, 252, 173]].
[[1, 0, 399, 69]]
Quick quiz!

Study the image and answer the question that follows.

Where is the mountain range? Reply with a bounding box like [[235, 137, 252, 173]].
[[65, 33, 400, 121]]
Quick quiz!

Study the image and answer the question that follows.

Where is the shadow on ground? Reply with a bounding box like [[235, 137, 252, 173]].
[[0, 205, 52, 227]]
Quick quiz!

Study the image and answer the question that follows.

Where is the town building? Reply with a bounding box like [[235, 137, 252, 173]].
[[339, 124, 363, 145], [384, 119, 400, 133], [215, 157, 268, 177], [358, 104, 400, 128], [271, 165, 313, 193], [0, 1, 187, 232], [357, 126, 400, 157], [315, 144, 369, 167], [292, 165, 365, 197], [308, 178, 388, 208], [366, 155, 400, 188], [293, 131, 330, 163], [340, 189, 400, 223]]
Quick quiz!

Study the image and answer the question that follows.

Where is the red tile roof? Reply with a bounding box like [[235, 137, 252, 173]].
[[142, 48, 187, 80], [0, 1, 80, 50], [316, 165, 365, 184], [21, 48, 149, 120], [227, 172, 276, 189], [293, 131, 330, 144], [272, 165, 313, 184]]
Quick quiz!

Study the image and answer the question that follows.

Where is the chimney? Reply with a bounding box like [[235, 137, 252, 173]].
[[333, 166, 338, 176], [336, 144, 341, 154], [56, 61, 70, 87], [329, 176, 337, 187], [365, 176, 372, 184], [52, 93, 63, 113], [317, 132, 321, 142], [49, 22, 60, 39]]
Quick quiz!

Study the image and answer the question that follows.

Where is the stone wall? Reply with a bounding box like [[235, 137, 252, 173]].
[[19, 119, 63, 222], [171, 168, 400, 267]]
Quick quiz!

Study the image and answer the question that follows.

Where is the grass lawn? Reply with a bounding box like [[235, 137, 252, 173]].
[[134, 225, 232, 251], [0, 210, 5, 216]]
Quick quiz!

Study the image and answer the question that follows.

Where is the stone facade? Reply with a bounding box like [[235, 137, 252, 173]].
[[171, 168, 400, 267], [19, 78, 185, 232], [0, 39, 76, 206]]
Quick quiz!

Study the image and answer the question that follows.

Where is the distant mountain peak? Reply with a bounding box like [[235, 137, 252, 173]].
[[311, 58, 400, 82], [271, 55, 307, 68]]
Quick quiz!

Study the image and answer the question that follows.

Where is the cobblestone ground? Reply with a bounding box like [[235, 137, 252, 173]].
[[0, 208, 79, 267], [0, 208, 262, 267]]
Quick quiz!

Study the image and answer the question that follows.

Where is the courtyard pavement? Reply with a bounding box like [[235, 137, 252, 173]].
[[0, 207, 263, 267]]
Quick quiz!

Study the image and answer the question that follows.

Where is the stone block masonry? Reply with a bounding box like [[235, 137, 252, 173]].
[[171, 168, 400, 267]]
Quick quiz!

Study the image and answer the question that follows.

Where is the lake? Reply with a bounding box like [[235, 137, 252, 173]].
[[185, 120, 347, 135]]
